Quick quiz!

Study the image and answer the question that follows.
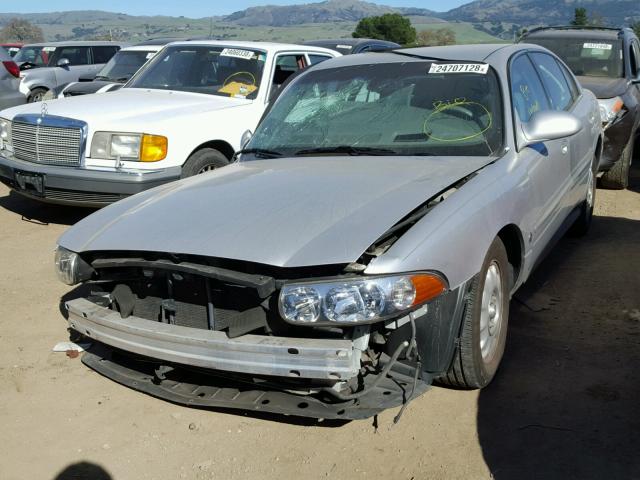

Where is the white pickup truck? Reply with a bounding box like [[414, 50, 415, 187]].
[[0, 40, 338, 206]]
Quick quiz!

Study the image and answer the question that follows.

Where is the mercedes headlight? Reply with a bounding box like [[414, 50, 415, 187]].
[[54, 246, 94, 285], [91, 131, 167, 162], [0, 117, 11, 150], [279, 273, 447, 325]]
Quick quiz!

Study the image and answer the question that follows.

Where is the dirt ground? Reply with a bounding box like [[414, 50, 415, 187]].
[[0, 165, 638, 480]]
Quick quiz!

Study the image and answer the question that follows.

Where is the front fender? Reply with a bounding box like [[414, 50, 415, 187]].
[[365, 153, 530, 291]]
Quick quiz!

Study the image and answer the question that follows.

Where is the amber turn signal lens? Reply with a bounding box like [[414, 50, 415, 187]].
[[411, 274, 447, 305], [140, 134, 168, 162]]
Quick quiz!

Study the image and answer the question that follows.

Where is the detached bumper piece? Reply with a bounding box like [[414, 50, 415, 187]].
[[82, 342, 430, 420]]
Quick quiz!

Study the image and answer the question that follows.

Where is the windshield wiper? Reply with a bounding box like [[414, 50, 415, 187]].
[[234, 148, 284, 159], [294, 145, 399, 156], [94, 75, 109, 81]]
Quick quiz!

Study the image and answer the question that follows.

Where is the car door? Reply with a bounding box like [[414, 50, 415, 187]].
[[510, 52, 571, 264], [529, 51, 595, 208], [52, 46, 92, 86]]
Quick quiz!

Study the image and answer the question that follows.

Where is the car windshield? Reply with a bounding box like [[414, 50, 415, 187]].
[[127, 45, 266, 98], [527, 37, 624, 78], [244, 61, 504, 158], [14, 45, 53, 66], [97, 50, 155, 82]]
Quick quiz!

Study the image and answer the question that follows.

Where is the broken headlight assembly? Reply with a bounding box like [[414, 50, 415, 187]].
[[279, 273, 447, 325], [54, 246, 94, 285], [598, 96, 625, 128]]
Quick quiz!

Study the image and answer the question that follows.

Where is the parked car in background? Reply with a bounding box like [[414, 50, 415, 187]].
[[54, 44, 602, 419], [59, 44, 165, 98], [0, 47, 22, 110], [13, 41, 127, 102], [0, 41, 339, 206], [304, 38, 400, 55], [521, 26, 640, 189], [0, 43, 22, 58]]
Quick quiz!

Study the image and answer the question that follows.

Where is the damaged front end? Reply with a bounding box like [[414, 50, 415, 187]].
[[62, 251, 469, 420]]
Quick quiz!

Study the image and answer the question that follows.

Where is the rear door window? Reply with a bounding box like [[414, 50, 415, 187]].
[[92, 46, 120, 64], [510, 54, 551, 122], [272, 54, 307, 88], [529, 52, 574, 111], [55, 46, 91, 66], [307, 54, 332, 65]]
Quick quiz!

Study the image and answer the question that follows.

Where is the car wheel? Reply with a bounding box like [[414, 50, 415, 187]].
[[600, 137, 633, 190], [181, 148, 229, 178], [569, 159, 596, 237], [438, 237, 510, 389], [27, 88, 48, 103]]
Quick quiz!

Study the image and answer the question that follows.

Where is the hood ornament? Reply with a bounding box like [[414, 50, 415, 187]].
[[40, 102, 48, 117]]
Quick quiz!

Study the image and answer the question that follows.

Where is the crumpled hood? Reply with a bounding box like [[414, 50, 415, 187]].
[[1, 88, 250, 126], [59, 156, 491, 268], [577, 76, 629, 99]]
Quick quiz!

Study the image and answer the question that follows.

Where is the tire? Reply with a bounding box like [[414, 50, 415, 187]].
[[438, 237, 510, 389], [180, 148, 229, 178], [569, 159, 596, 237], [27, 88, 48, 103], [600, 138, 633, 190]]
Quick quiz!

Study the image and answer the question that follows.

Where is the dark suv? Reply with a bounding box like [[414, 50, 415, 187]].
[[521, 26, 640, 189]]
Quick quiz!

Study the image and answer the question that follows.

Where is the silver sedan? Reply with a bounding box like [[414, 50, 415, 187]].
[[54, 43, 602, 420]]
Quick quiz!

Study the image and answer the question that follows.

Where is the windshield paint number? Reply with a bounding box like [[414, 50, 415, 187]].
[[429, 63, 489, 74]]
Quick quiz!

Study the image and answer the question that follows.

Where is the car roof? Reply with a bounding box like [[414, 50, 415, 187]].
[[120, 45, 164, 52], [523, 26, 631, 40], [21, 41, 128, 47], [309, 43, 542, 70], [306, 38, 399, 47], [162, 39, 339, 55]]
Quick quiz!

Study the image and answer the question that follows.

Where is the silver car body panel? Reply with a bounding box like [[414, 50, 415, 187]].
[[66, 298, 359, 380], [59, 43, 602, 294], [17, 41, 127, 99], [59, 155, 493, 269], [0, 47, 23, 110]]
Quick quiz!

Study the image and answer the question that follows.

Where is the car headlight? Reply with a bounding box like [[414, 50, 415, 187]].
[[598, 96, 624, 125], [0, 117, 11, 150], [91, 132, 167, 162], [279, 273, 447, 325], [54, 246, 94, 285]]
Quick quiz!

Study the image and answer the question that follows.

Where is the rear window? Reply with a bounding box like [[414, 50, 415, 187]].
[[526, 36, 624, 78]]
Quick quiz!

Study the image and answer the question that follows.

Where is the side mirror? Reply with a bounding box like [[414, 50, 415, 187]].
[[518, 110, 582, 151], [57, 58, 70, 67], [240, 130, 253, 148]]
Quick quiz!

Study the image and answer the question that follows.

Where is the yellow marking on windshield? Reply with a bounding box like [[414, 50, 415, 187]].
[[423, 98, 492, 142]]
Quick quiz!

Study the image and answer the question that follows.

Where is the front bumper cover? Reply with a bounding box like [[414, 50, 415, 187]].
[[82, 342, 430, 420], [0, 152, 181, 206]]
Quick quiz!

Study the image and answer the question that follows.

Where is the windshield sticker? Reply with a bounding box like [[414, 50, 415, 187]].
[[145, 52, 156, 59], [428, 63, 489, 74], [423, 98, 492, 142], [220, 48, 256, 60], [337, 45, 354, 50], [42, 46, 56, 52], [583, 43, 612, 50]]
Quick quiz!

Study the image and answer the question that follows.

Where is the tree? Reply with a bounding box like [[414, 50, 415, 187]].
[[353, 13, 416, 45], [417, 28, 456, 47], [631, 21, 640, 39], [571, 8, 589, 27], [0, 18, 44, 43]]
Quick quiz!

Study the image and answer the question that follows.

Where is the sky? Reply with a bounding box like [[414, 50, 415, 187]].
[[2, 1, 470, 17]]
